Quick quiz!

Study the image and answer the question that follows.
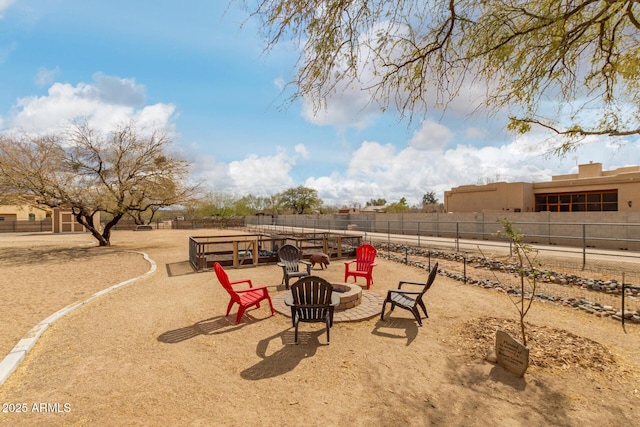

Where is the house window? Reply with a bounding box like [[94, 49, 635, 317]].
[[535, 190, 618, 212], [28, 213, 36, 221]]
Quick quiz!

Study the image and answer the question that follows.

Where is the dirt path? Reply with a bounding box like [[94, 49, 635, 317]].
[[0, 230, 638, 426]]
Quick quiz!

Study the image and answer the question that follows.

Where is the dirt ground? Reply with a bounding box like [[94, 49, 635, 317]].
[[0, 229, 638, 426]]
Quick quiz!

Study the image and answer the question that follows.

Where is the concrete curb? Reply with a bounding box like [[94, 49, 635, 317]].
[[0, 250, 156, 387]]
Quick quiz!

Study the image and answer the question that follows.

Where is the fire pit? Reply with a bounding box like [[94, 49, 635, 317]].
[[331, 283, 362, 311]]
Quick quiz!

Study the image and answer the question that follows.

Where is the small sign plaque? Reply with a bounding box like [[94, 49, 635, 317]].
[[495, 330, 529, 377]]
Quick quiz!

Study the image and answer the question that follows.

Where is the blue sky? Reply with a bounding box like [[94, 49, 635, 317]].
[[2, 1, 639, 207]]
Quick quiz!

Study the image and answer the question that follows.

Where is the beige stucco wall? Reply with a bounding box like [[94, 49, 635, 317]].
[[0, 204, 50, 221], [444, 182, 535, 213], [445, 163, 640, 213]]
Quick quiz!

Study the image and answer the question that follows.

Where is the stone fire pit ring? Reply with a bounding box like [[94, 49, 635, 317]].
[[330, 282, 362, 311]]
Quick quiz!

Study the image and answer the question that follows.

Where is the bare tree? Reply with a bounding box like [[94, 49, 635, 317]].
[[0, 122, 198, 246], [495, 219, 541, 346]]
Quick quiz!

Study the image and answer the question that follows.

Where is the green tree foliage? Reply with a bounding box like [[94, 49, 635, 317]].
[[243, 0, 640, 152], [278, 185, 322, 214], [422, 192, 438, 206], [185, 192, 289, 218], [366, 198, 387, 206], [385, 197, 409, 213], [233, 194, 265, 216], [0, 122, 197, 246]]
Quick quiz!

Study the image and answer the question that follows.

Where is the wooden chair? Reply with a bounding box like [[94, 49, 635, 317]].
[[277, 244, 311, 289], [380, 262, 438, 326], [285, 276, 339, 344], [214, 262, 274, 324], [343, 243, 378, 289]]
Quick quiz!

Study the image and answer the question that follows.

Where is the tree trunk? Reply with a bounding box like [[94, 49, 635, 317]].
[[101, 213, 124, 245], [74, 211, 110, 246]]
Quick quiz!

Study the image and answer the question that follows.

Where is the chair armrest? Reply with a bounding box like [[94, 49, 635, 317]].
[[388, 289, 422, 296], [300, 259, 312, 273], [344, 260, 356, 266], [235, 285, 268, 294], [230, 278, 253, 288], [397, 280, 427, 289]]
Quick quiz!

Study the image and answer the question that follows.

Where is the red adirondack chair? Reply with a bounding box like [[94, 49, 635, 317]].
[[214, 262, 274, 324], [343, 243, 378, 289]]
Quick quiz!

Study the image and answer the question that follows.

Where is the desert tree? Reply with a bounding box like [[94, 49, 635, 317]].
[[278, 185, 322, 214], [0, 121, 198, 246], [385, 197, 409, 212], [495, 219, 542, 346], [366, 198, 387, 206], [240, 0, 640, 153], [422, 191, 438, 206]]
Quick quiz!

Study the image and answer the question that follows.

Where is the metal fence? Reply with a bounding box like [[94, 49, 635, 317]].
[[246, 216, 640, 267], [247, 216, 640, 325]]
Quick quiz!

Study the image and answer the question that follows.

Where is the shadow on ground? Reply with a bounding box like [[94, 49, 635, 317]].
[[165, 261, 196, 277], [240, 329, 326, 380], [157, 316, 249, 343], [0, 246, 116, 267], [371, 318, 420, 345]]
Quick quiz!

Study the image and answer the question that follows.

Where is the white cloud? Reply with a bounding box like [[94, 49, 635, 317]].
[[294, 143, 310, 159], [301, 82, 380, 131], [347, 141, 397, 179], [301, 130, 640, 208], [228, 152, 294, 194], [191, 147, 298, 198], [408, 119, 454, 150], [91, 72, 145, 106], [34, 67, 60, 86], [465, 127, 488, 139], [296, 18, 504, 134], [0, 0, 15, 18], [273, 77, 286, 91], [3, 73, 174, 134]]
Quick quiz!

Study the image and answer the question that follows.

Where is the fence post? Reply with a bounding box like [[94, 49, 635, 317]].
[[463, 252, 467, 284], [582, 223, 587, 270], [456, 222, 460, 252], [622, 272, 626, 328], [418, 222, 421, 247]]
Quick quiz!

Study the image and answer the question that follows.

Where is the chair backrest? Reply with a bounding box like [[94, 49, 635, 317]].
[[290, 276, 333, 321], [214, 262, 240, 303], [278, 244, 303, 272], [420, 262, 439, 296], [355, 243, 377, 269]]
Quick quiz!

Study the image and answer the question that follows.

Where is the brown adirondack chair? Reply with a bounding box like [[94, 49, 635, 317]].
[[380, 262, 438, 326], [343, 243, 378, 289], [277, 244, 311, 289], [285, 276, 339, 344], [214, 262, 274, 324]]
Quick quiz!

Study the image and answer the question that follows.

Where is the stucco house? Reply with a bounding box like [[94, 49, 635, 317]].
[[444, 162, 640, 213]]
